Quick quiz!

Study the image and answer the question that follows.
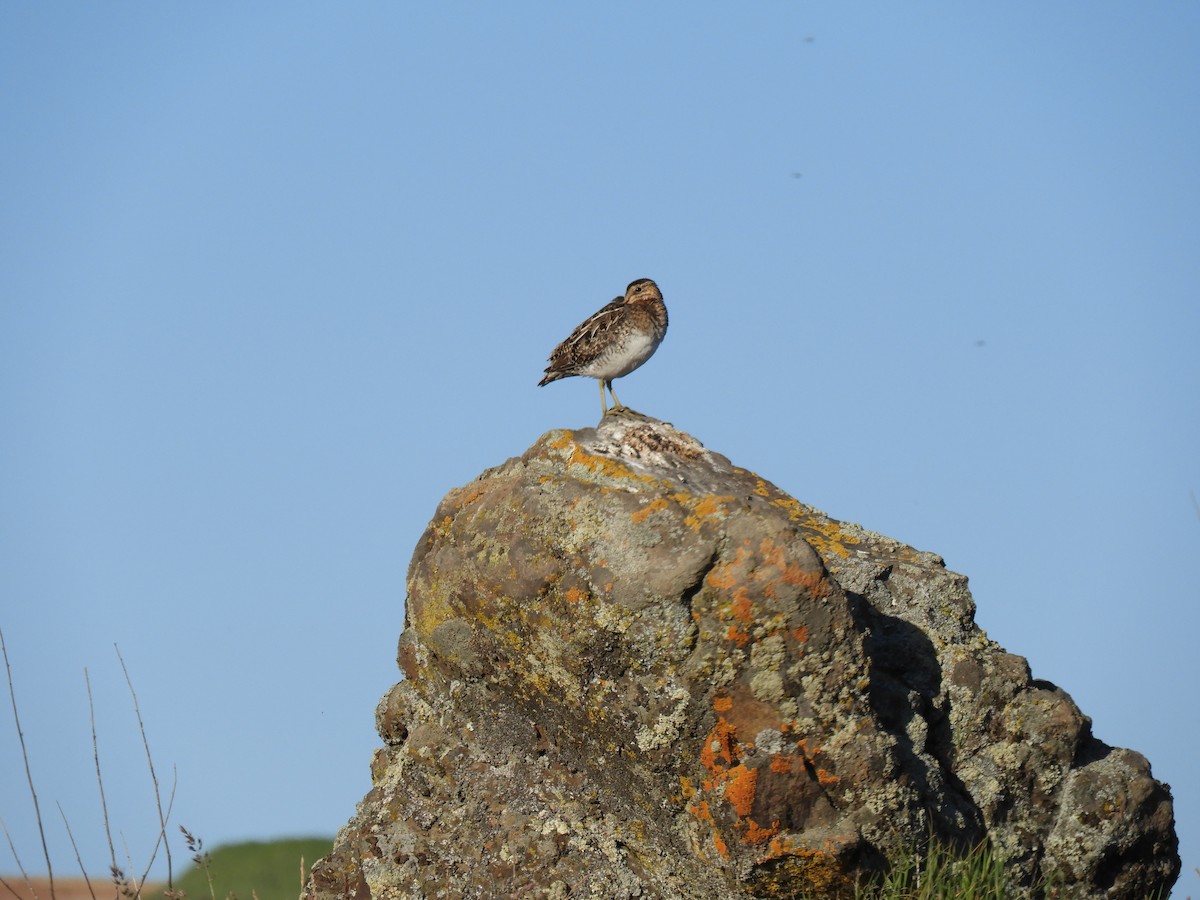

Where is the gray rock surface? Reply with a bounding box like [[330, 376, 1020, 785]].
[[305, 412, 1178, 899]]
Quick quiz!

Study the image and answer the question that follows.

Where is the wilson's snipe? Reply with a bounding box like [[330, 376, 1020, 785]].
[[538, 278, 668, 416]]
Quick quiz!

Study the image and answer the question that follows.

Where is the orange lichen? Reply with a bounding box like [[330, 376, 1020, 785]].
[[718, 690, 781, 739], [686, 796, 730, 857], [757, 538, 786, 568], [452, 485, 487, 509], [816, 768, 840, 786], [730, 587, 753, 622], [724, 764, 758, 817], [707, 567, 737, 590], [770, 754, 796, 774], [725, 625, 751, 647], [701, 719, 738, 771], [767, 833, 801, 858], [690, 713, 808, 857], [705, 544, 750, 591], [787, 568, 831, 597], [743, 819, 780, 845], [563, 585, 587, 604], [757, 537, 831, 597], [792, 625, 809, 644]]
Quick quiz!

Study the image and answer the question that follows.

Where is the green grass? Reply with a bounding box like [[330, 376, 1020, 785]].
[[170, 836, 333, 900], [855, 840, 1010, 899], [854, 840, 1176, 900]]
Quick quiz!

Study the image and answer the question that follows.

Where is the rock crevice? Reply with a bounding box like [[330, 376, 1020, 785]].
[[306, 412, 1178, 899]]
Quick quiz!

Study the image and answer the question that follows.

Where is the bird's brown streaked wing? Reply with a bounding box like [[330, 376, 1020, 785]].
[[546, 296, 626, 367]]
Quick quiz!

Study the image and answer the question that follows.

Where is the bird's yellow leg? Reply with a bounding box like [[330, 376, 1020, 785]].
[[607, 380, 624, 411], [599, 379, 608, 417]]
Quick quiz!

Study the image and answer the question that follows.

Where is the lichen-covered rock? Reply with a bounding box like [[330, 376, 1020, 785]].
[[305, 412, 1178, 899]]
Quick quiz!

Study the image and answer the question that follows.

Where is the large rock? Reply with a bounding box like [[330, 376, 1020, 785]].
[[305, 412, 1178, 899]]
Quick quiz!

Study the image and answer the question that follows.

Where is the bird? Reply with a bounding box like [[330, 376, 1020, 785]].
[[538, 278, 668, 417]]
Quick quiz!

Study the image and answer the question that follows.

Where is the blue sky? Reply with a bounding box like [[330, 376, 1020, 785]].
[[2, 3, 1198, 893]]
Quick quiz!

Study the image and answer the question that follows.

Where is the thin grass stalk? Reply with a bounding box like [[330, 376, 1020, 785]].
[[55, 801, 98, 900], [0, 627, 54, 900], [86, 667, 120, 876], [0, 873, 27, 900], [115, 644, 174, 887], [181, 827, 218, 900], [110, 864, 136, 900], [120, 835, 139, 898], [135, 772, 178, 892], [0, 815, 38, 900]]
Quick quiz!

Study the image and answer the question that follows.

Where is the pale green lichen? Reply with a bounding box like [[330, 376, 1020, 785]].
[[750, 669, 786, 703], [750, 632, 786, 670], [636, 682, 692, 751]]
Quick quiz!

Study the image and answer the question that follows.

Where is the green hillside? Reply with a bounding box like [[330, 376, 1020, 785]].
[[171, 837, 332, 900]]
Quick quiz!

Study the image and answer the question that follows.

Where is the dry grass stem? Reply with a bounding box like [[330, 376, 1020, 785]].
[[54, 801, 97, 900], [0, 816, 39, 900], [3, 636, 188, 900], [1, 627, 54, 900], [180, 827, 216, 900], [110, 864, 136, 900], [115, 644, 175, 888], [0, 816, 34, 900], [85, 667, 120, 876], [0, 873, 28, 900]]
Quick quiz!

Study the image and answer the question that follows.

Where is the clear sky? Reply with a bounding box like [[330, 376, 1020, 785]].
[[2, 3, 1197, 894]]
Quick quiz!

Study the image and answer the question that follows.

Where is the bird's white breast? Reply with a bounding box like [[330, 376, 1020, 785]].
[[580, 329, 663, 380]]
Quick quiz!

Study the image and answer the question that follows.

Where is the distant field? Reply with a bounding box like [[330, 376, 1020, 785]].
[[2, 837, 333, 900], [0, 877, 107, 900], [173, 837, 333, 900]]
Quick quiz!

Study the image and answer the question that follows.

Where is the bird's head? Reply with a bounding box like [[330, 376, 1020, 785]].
[[625, 278, 661, 304]]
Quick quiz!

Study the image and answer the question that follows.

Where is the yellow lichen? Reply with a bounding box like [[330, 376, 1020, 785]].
[[681, 494, 735, 530], [547, 432, 661, 484], [754, 839, 857, 898], [630, 497, 670, 523], [452, 485, 488, 509]]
